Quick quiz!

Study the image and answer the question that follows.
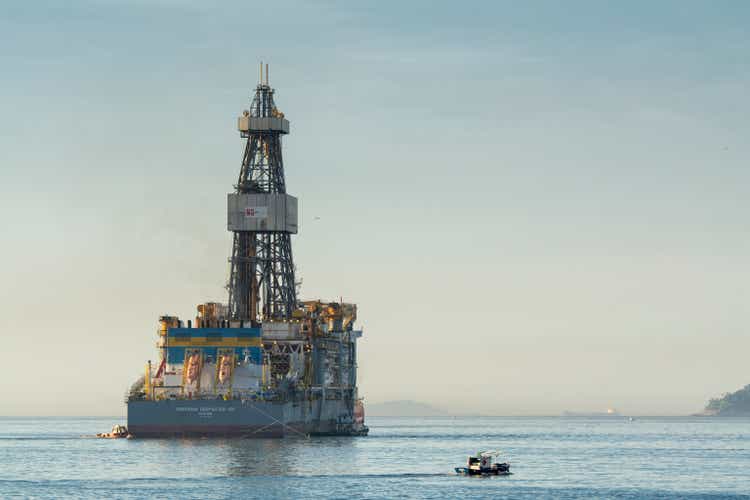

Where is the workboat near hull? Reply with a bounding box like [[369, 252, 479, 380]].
[[127, 398, 367, 438]]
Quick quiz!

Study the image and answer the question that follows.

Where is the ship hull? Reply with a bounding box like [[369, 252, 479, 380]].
[[128, 398, 364, 438]]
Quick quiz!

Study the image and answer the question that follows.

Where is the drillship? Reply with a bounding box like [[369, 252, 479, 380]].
[[127, 65, 367, 438]]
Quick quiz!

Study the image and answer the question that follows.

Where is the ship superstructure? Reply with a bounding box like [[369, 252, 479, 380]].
[[127, 65, 367, 437]]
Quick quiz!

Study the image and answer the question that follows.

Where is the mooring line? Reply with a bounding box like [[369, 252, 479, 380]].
[[244, 400, 310, 439]]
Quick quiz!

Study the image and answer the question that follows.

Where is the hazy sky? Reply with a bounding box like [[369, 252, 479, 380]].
[[1, 1, 748, 416]]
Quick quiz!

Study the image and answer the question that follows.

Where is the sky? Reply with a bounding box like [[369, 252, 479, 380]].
[[1, 0, 748, 416]]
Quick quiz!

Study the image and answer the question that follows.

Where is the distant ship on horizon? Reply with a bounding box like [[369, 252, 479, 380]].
[[562, 408, 620, 417]]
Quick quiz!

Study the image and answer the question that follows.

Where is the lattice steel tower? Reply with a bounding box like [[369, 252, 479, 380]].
[[227, 64, 298, 324]]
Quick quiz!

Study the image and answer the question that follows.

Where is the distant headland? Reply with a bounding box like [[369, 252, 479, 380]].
[[698, 384, 750, 416]]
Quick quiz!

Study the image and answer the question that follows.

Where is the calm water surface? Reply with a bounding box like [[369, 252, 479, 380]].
[[1, 416, 748, 498]]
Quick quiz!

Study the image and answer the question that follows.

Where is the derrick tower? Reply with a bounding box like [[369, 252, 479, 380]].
[[227, 64, 298, 324]]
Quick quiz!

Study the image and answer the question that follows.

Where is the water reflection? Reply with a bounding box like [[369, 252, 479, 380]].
[[223, 436, 365, 477], [136, 436, 367, 477]]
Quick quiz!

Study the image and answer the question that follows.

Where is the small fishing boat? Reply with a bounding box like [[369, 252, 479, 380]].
[[455, 450, 511, 476], [96, 425, 131, 439]]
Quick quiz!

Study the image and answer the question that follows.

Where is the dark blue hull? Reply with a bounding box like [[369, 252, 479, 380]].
[[127, 398, 363, 438]]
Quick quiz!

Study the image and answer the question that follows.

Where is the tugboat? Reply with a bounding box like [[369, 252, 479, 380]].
[[455, 450, 511, 476], [96, 425, 131, 439]]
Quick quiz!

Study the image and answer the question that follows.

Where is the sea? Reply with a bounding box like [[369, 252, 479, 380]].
[[0, 416, 748, 499]]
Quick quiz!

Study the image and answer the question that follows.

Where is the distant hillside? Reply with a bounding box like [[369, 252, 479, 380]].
[[700, 384, 750, 416], [366, 400, 448, 417]]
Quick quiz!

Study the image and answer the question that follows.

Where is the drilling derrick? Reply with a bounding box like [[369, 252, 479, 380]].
[[228, 64, 298, 323]]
